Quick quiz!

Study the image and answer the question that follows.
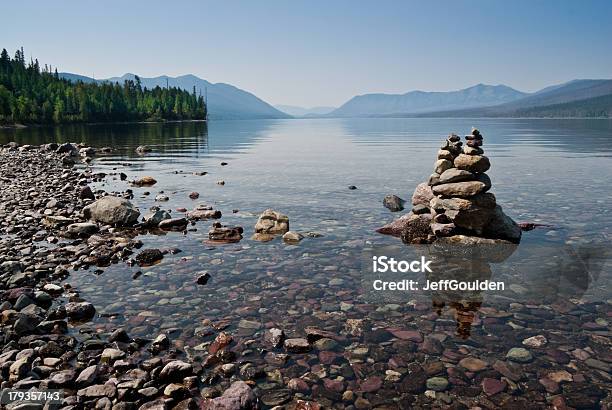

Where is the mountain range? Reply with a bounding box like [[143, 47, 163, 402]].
[[60, 73, 290, 120], [274, 105, 336, 117], [61, 71, 612, 119], [329, 80, 612, 118]]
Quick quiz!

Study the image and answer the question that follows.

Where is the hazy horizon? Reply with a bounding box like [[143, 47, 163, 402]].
[[2, 0, 611, 107]]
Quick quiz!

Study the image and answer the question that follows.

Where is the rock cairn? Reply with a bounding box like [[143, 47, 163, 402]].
[[379, 128, 521, 244]]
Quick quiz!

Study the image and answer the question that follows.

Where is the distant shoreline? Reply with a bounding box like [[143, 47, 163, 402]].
[[0, 119, 208, 129]]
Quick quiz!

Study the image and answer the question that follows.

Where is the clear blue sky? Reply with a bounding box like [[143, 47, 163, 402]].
[[2, 0, 611, 107]]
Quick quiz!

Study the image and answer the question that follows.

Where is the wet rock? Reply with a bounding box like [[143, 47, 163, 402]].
[[159, 360, 193, 382], [201, 381, 256, 410], [264, 328, 285, 348], [458, 357, 488, 372], [522, 335, 547, 348], [189, 191, 200, 199], [142, 209, 171, 226], [135, 249, 164, 266], [208, 222, 244, 243], [254, 209, 289, 235], [506, 347, 533, 363], [66, 222, 99, 238], [131, 176, 157, 186], [83, 196, 140, 226], [426, 376, 449, 392], [186, 209, 221, 220], [282, 231, 304, 243], [482, 378, 506, 395], [158, 217, 188, 230], [348, 185, 357, 190], [284, 338, 311, 353], [80, 185, 96, 200], [400, 214, 433, 244], [65, 301, 95, 320], [197, 273, 211, 285], [383, 195, 405, 212], [155, 194, 169, 202], [288, 378, 309, 392], [482, 205, 522, 243]]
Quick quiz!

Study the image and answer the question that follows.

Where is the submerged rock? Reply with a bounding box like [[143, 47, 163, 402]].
[[135, 249, 164, 266]]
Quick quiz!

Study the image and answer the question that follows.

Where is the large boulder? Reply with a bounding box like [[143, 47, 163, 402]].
[[254, 209, 289, 235], [377, 212, 431, 237], [445, 207, 495, 233], [411, 182, 434, 206], [483, 205, 522, 243], [83, 196, 140, 226]]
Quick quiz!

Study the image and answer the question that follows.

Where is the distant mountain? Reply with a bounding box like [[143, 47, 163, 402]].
[[415, 79, 612, 118], [275, 105, 336, 117], [330, 84, 528, 117], [60, 72, 291, 120]]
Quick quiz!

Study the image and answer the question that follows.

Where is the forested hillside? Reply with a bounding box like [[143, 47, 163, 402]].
[[0, 48, 206, 125]]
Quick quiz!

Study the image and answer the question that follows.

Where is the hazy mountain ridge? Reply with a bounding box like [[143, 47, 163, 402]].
[[411, 79, 612, 118], [60, 72, 290, 120], [274, 105, 336, 117], [330, 84, 528, 117]]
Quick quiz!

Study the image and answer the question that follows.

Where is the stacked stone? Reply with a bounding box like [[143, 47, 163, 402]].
[[427, 128, 497, 236]]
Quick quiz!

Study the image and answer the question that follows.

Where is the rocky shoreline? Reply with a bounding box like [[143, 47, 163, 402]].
[[0, 143, 260, 409], [1, 142, 611, 410]]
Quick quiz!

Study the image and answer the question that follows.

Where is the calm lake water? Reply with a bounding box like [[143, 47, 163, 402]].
[[1, 118, 611, 406]]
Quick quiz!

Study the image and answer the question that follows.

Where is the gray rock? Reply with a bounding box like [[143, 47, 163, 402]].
[[83, 196, 140, 226], [432, 180, 489, 197], [284, 338, 311, 353], [483, 205, 522, 243], [439, 168, 474, 184], [142, 210, 171, 226], [66, 222, 99, 238], [201, 381, 255, 410], [506, 347, 533, 363], [65, 301, 95, 320], [159, 360, 193, 381], [383, 195, 405, 212]]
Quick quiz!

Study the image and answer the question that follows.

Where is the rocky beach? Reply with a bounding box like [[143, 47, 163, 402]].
[[1, 127, 611, 410]]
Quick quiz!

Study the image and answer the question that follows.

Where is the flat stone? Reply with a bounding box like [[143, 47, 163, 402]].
[[522, 335, 547, 348], [458, 357, 488, 372], [439, 168, 474, 184], [432, 180, 488, 197], [284, 338, 311, 353], [482, 378, 506, 395], [454, 154, 490, 173]]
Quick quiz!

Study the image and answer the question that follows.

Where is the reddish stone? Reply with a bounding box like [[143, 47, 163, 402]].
[[209, 332, 232, 354], [482, 378, 506, 396], [295, 400, 321, 410], [389, 329, 423, 343], [538, 377, 560, 394], [359, 376, 382, 393], [288, 378, 310, 392], [323, 379, 344, 393], [318, 351, 339, 365]]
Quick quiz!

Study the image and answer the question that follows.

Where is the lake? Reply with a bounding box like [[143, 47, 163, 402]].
[[1, 118, 611, 407]]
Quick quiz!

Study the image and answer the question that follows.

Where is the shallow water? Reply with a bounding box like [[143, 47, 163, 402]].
[[2, 118, 611, 406]]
